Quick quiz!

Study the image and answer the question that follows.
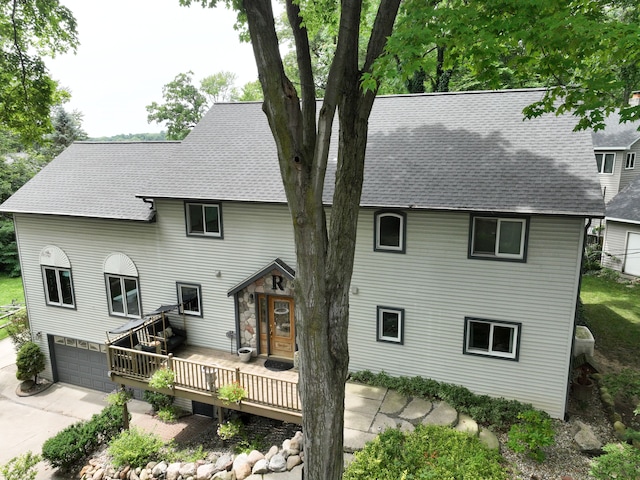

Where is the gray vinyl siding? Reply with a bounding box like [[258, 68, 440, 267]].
[[348, 212, 583, 418], [619, 144, 640, 192], [602, 220, 640, 272], [15, 203, 583, 418], [596, 150, 622, 203]]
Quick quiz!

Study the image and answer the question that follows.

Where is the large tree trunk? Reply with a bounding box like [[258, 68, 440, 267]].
[[242, 1, 400, 478]]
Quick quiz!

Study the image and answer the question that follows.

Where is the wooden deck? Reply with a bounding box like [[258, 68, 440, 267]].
[[106, 344, 302, 424]]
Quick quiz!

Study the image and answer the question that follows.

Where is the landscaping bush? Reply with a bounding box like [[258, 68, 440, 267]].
[[156, 405, 181, 423], [507, 409, 555, 462], [343, 424, 507, 479], [42, 404, 124, 470], [590, 443, 640, 479], [0, 451, 41, 480], [143, 390, 174, 412], [349, 370, 533, 429], [5, 310, 30, 352], [107, 428, 164, 468], [15, 341, 44, 383]]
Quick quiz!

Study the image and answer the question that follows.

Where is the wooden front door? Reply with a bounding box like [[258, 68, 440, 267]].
[[258, 295, 295, 358]]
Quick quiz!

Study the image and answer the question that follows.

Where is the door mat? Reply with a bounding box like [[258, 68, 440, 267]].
[[264, 359, 294, 372]]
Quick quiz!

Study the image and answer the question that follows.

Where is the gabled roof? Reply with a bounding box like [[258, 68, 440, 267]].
[[1, 89, 605, 219], [606, 176, 640, 224], [591, 113, 640, 150], [0, 142, 181, 221], [227, 258, 295, 296]]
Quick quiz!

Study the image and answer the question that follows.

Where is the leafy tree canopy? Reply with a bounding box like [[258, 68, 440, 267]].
[[0, 0, 78, 144]]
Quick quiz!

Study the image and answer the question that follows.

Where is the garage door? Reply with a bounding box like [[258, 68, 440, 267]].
[[624, 232, 640, 277], [51, 336, 113, 393]]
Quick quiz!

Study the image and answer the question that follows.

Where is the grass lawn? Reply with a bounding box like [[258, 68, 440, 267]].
[[0, 275, 25, 306], [580, 273, 640, 369]]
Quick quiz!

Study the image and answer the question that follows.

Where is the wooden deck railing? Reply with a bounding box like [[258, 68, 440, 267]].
[[106, 345, 301, 416]]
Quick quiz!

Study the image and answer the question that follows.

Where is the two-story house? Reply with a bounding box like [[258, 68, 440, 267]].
[[0, 89, 604, 419]]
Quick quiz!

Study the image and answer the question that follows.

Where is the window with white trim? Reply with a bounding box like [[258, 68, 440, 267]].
[[177, 283, 202, 316], [376, 306, 404, 344], [626, 152, 636, 170], [106, 275, 141, 317], [464, 317, 520, 360], [595, 152, 615, 174], [374, 211, 406, 253], [470, 216, 528, 261], [186, 202, 222, 237], [43, 267, 75, 308]]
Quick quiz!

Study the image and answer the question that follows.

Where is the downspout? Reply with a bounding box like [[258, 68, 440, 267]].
[[565, 218, 592, 420]]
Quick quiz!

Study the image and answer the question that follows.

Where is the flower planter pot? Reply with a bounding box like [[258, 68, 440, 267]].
[[573, 378, 595, 402], [238, 347, 252, 363]]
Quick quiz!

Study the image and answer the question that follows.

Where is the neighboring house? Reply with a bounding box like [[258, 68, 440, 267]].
[[591, 113, 640, 204], [0, 89, 604, 419], [601, 176, 640, 276]]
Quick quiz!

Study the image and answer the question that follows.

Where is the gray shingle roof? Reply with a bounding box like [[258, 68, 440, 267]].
[[591, 113, 640, 150], [1, 89, 604, 220], [0, 142, 181, 221], [606, 176, 640, 223]]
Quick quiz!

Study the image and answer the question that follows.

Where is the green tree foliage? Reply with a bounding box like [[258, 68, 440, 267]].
[[200, 71, 237, 103], [42, 106, 88, 159], [89, 132, 168, 142], [146, 71, 210, 140], [0, 0, 78, 144], [0, 451, 41, 480], [233, 80, 263, 101], [15, 341, 45, 383]]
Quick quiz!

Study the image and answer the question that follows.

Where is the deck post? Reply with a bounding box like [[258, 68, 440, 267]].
[[167, 353, 175, 394], [235, 367, 240, 385]]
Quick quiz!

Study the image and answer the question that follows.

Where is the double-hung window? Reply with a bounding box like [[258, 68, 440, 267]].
[[43, 267, 75, 308], [376, 306, 404, 344], [177, 282, 202, 316], [374, 211, 406, 253], [186, 202, 222, 237], [464, 317, 520, 360], [595, 152, 615, 174], [106, 275, 141, 318], [470, 215, 528, 261], [626, 152, 636, 170]]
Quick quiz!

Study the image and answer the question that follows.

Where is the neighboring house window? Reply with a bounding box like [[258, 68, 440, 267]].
[[464, 317, 521, 360], [595, 152, 615, 174], [177, 282, 202, 316], [374, 211, 406, 253], [103, 252, 141, 318], [626, 152, 636, 169], [43, 267, 75, 308], [39, 245, 75, 309], [185, 202, 222, 237], [469, 215, 528, 261], [106, 275, 141, 317], [376, 306, 404, 344]]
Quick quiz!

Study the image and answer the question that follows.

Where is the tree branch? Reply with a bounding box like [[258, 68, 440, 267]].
[[11, 0, 29, 101]]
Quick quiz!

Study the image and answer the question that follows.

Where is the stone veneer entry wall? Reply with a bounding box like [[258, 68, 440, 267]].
[[236, 270, 295, 352]]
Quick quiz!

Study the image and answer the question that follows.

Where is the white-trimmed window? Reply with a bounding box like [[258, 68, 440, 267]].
[[177, 282, 202, 316], [40, 245, 75, 309], [376, 306, 404, 344], [43, 267, 75, 308], [626, 152, 636, 170], [470, 216, 528, 261], [106, 275, 141, 317], [104, 253, 141, 318], [374, 211, 406, 253], [595, 152, 615, 174], [464, 317, 520, 360], [186, 202, 222, 237]]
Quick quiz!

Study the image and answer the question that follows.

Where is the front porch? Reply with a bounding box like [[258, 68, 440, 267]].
[[106, 343, 301, 424]]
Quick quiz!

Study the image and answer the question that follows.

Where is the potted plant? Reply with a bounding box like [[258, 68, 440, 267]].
[[217, 382, 247, 405], [572, 355, 595, 402]]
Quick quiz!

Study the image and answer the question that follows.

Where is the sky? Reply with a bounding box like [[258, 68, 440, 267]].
[[47, 0, 260, 137]]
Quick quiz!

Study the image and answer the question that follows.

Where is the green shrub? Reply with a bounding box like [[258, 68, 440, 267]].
[[107, 428, 164, 468], [583, 243, 603, 272], [0, 451, 41, 480], [42, 404, 124, 469], [156, 405, 181, 423], [148, 368, 175, 389], [602, 369, 640, 401], [15, 341, 44, 383], [349, 370, 532, 429], [343, 424, 507, 479], [590, 443, 640, 479], [507, 409, 555, 462], [6, 310, 30, 352], [217, 418, 243, 440], [217, 382, 247, 404], [143, 390, 174, 412]]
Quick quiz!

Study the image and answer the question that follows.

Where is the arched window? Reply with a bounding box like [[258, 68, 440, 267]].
[[104, 253, 141, 318], [374, 211, 406, 253], [40, 246, 75, 308]]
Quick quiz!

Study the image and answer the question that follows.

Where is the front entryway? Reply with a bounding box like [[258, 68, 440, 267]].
[[258, 295, 295, 359]]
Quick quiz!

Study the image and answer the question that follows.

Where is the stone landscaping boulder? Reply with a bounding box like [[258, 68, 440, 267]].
[[196, 463, 218, 480], [252, 459, 270, 474], [287, 454, 302, 470], [179, 462, 196, 477], [269, 453, 287, 472], [165, 462, 181, 480]]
